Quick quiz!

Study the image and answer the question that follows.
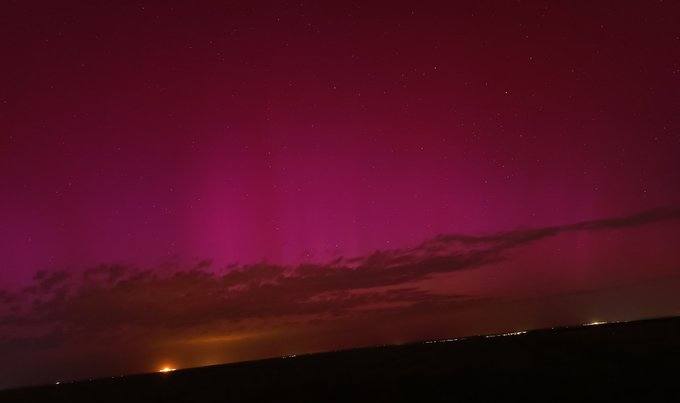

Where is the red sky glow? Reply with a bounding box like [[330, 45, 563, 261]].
[[1, 0, 680, 388]]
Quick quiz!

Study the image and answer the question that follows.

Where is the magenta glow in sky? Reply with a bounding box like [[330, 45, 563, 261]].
[[1, 1, 680, 388]]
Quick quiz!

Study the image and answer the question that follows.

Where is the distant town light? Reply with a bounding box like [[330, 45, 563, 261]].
[[485, 330, 528, 338], [159, 367, 176, 373], [586, 321, 607, 326], [504, 330, 528, 336]]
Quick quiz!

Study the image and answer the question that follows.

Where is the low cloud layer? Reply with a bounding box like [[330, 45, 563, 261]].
[[0, 206, 679, 386]]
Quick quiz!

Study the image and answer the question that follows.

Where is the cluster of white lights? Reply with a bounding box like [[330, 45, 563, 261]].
[[485, 330, 528, 339], [159, 367, 176, 373], [425, 337, 466, 344], [585, 321, 607, 326], [426, 329, 529, 344]]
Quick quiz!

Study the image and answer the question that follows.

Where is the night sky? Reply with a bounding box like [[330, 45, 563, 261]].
[[1, 1, 680, 388]]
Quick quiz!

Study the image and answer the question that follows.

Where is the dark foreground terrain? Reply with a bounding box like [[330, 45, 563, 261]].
[[3, 316, 680, 402]]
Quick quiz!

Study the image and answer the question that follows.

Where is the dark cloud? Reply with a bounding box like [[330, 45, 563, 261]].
[[0, 206, 678, 362], [23, 270, 70, 295], [421, 206, 680, 251]]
